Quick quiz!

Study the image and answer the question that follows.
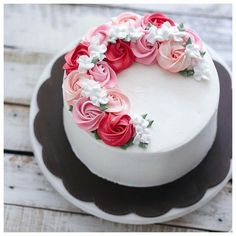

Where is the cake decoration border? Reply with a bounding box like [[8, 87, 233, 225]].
[[62, 12, 210, 149]]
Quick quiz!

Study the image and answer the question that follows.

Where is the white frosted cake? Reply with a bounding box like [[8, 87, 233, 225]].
[[62, 12, 219, 187]]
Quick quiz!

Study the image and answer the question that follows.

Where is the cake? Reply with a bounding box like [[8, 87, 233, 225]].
[[62, 12, 219, 187]]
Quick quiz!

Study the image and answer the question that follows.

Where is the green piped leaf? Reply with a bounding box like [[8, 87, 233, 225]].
[[200, 51, 206, 57], [185, 37, 192, 47], [91, 57, 99, 64], [99, 104, 108, 111], [179, 69, 195, 77], [108, 39, 116, 44], [177, 23, 185, 31], [145, 22, 152, 30], [92, 130, 101, 140], [142, 114, 148, 119], [147, 120, 154, 128], [120, 138, 134, 150], [68, 105, 73, 112], [139, 142, 148, 149]]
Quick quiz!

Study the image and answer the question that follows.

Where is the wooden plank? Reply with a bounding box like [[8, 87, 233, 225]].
[[4, 153, 232, 231], [4, 48, 53, 105], [169, 185, 232, 232], [4, 153, 82, 214], [4, 5, 232, 60], [105, 4, 232, 18], [4, 105, 31, 152], [4, 204, 207, 232]]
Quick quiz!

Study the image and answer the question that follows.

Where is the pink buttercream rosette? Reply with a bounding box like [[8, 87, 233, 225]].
[[62, 71, 93, 106], [73, 97, 106, 131], [157, 40, 192, 73], [106, 89, 130, 115], [130, 30, 159, 65], [88, 61, 117, 88]]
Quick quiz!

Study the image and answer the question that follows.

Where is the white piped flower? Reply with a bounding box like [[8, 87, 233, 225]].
[[185, 43, 201, 61], [109, 24, 129, 42], [77, 55, 95, 73], [108, 22, 144, 43], [80, 79, 109, 106], [146, 22, 185, 44], [127, 27, 144, 42], [193, 58, 210, 81], [132, 115, 151, 145], [77, 35, 107, 73], [132, 115, 149, 131], [133, 130, 151, 145], [89, 36, 107, 61]]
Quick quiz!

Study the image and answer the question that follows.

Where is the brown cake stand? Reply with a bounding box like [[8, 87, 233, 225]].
[[29, 46, 232, 224]]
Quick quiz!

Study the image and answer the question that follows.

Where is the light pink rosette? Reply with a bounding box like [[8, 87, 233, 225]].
[[184, 28, 203, 50], [112, 12, 141, 27], [88, 61, 117, 88], [130, 31, 159, 65], [157, 40, 192, 73], [72, 97, 106, 131], [84, 24, 110, 45], [106, 89, 130, 115], [62, 71, 93, 106]]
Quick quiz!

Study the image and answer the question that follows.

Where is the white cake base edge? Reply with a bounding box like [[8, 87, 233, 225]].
[[29, 44, 232, 224]]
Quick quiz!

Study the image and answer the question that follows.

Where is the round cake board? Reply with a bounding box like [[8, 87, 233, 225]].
[[29, 45, 232, 225]]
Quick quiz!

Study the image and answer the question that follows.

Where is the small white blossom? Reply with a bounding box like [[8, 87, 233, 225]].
[[132, 115, 152, 146], [193, 58, 210, 81], [185, 44, 202, 61], [109, 24, 129, 42], [162, 22, 185, 41], [77, 35, 107, 72], [88, 35, 107, 61], [146, 22, 185, 44], [146, 25, 163, 44], [127, 27, 144, 42], [80, 79, 109, 106], [77, 55, 95, 73], [133, 131, 151, 145], [132, 115, 149, 131], [108, 23, 144, 43]]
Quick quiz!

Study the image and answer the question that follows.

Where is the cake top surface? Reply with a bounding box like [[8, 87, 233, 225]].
[[62, 11, 219, 152]]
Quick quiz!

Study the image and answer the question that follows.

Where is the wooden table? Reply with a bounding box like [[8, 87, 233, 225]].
[[4, 4, 232, 232]]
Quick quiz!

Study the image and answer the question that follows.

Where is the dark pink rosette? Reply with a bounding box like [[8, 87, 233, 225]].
[[105, 39, 135, 73], [63, 41, 89, 75], [97, 113, 135, 146]]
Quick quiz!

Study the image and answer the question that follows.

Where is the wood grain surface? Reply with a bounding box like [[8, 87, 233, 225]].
[[4, 4, 232, 232]]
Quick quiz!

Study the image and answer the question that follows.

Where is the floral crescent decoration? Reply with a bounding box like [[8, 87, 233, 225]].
[[62, 12, 210, 149]]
